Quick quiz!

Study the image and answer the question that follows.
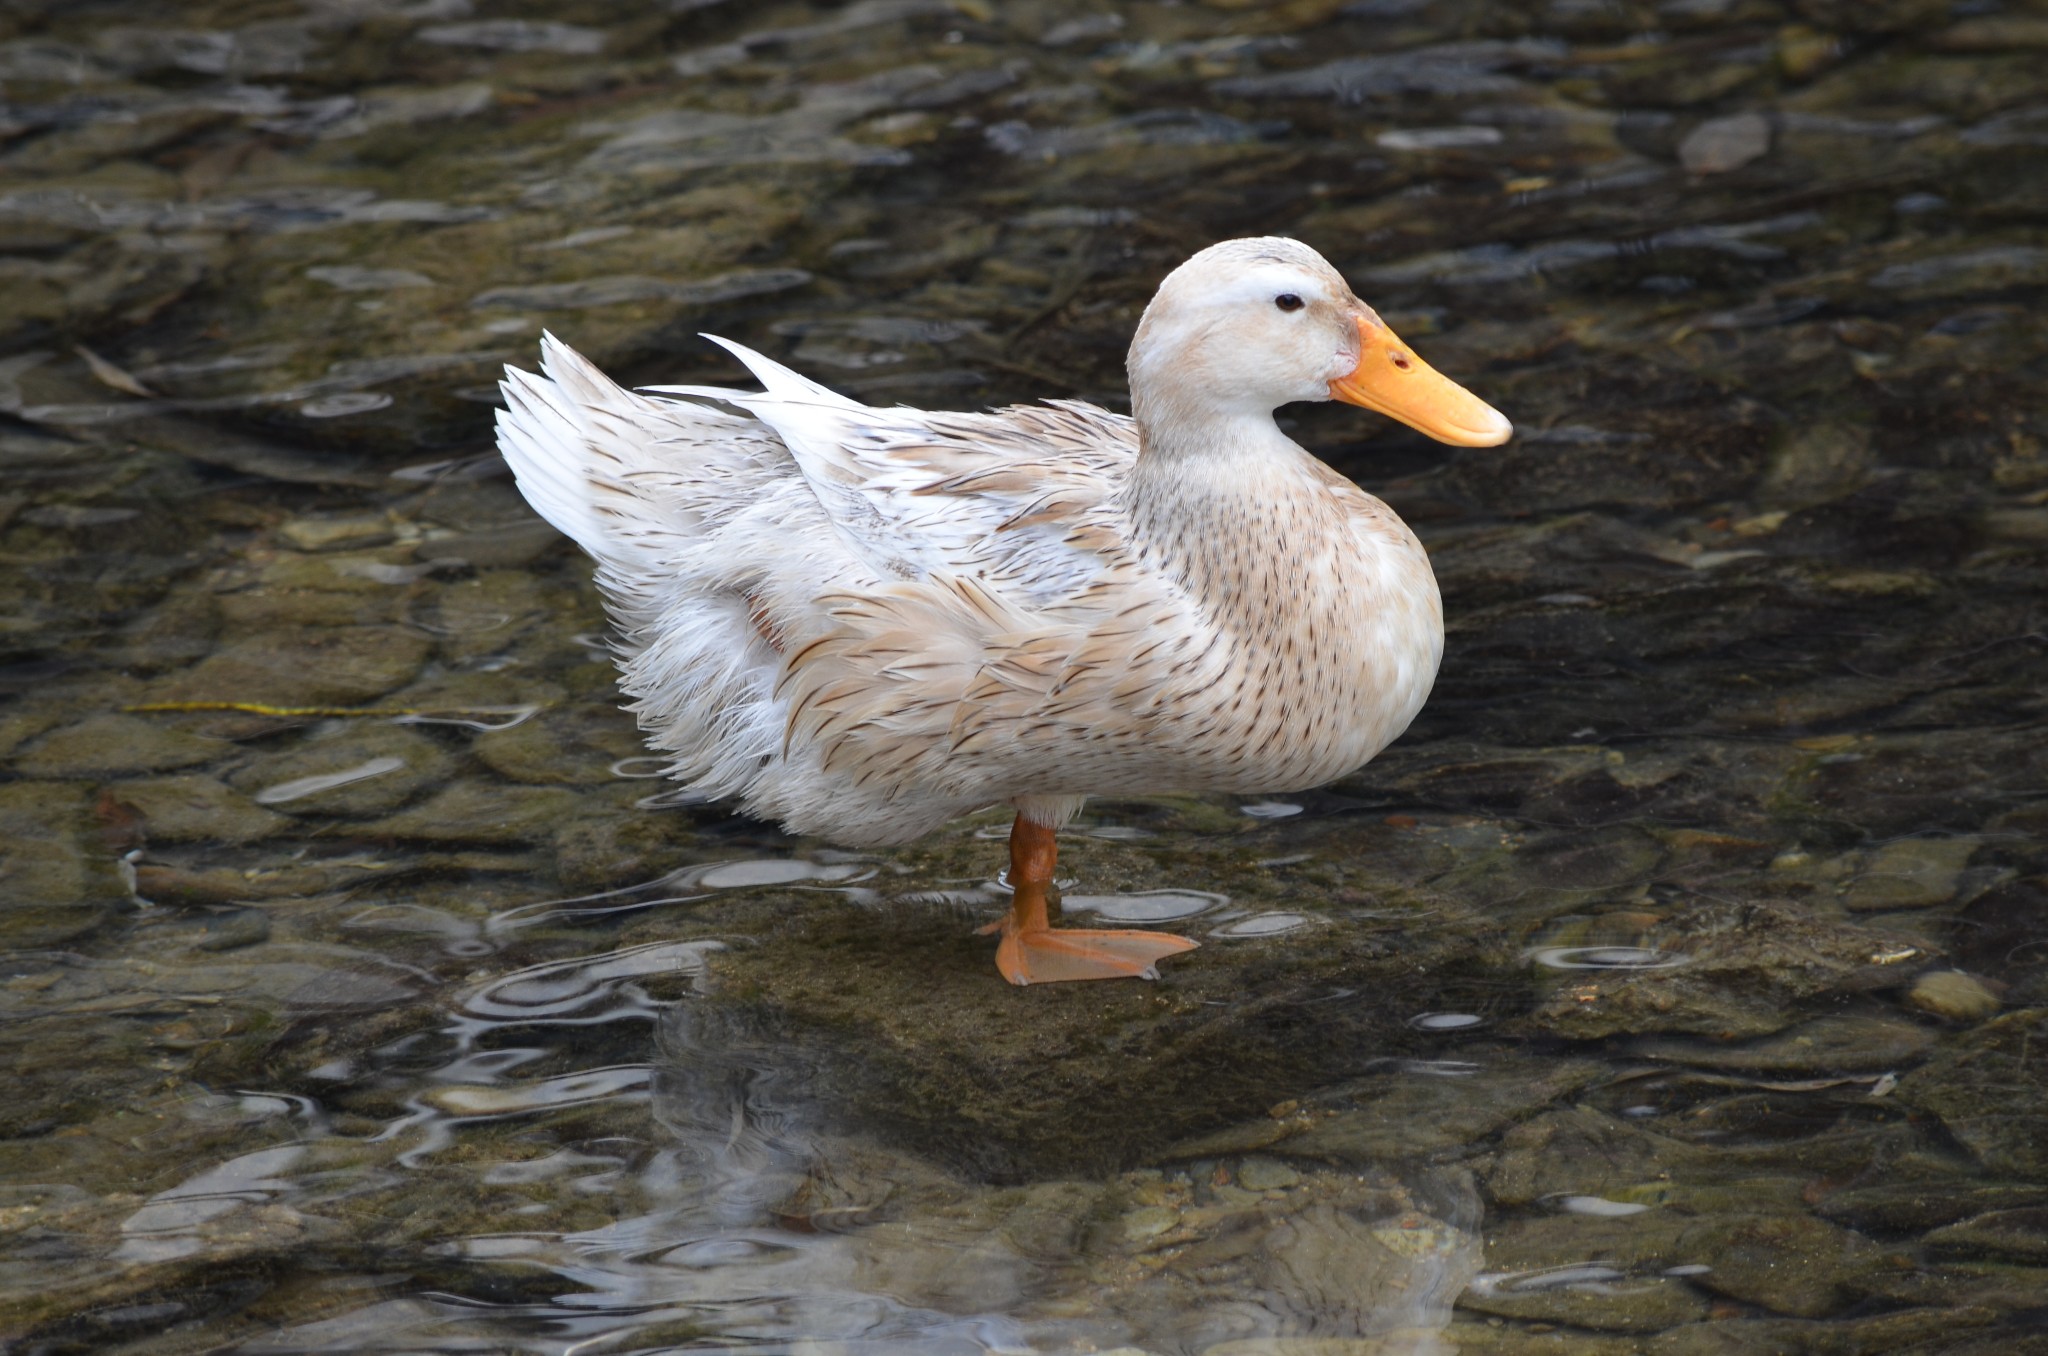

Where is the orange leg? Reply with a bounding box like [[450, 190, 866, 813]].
[[992, 814, 1199, 986]]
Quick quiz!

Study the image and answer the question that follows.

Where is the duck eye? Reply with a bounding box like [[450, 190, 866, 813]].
[[1275, 293, 1304, 312]]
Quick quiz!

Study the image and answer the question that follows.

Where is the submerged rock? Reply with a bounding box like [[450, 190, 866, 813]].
[[1816, 1179, 2048, 1234], [1895, 1010, 2048, 1180], [1673, 1211, 1886, 1318], [15, 713, 230, 777], [1460, 1265, 1708, 1333], [1171, 1056, 1606, 1165], [472, 702, 646, 786], [278, 512, 394, 552], [1679, 113, 1771, 175], [1647, 1307, 2001, 1356], [656, 881, 1504, 1180], [358, 780, 584, 847], [1924, 1207, 2048, 1264], [0, 782, 123, 941], [1842, 837, 1985, 912], [1906, 970, 2002, 1022], [1526, 901, 1934, 1040], [229, 722, 453, 818], [1628, 1011, 1936, 1073], [104, 774, 288, 845], [150, 627, 432, 708]]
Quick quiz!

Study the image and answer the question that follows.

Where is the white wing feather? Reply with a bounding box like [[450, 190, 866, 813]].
[[645, 335, 1135, 600]]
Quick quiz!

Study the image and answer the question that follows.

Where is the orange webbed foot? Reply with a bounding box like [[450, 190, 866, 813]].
[[993, 808, 1199, 985], [994, 925, 1199, 986]]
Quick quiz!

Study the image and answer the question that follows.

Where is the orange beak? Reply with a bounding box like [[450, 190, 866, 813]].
[[1329, 315, 1513, 447]]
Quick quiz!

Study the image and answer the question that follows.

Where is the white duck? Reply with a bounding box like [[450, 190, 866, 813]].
[[496, 237, 1510, 986]]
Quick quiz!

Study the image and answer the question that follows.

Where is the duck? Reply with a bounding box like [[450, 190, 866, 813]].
[[495, 236, 1510, 986]]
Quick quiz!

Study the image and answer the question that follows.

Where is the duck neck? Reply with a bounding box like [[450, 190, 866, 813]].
[[1122, 402, 1325, 618]]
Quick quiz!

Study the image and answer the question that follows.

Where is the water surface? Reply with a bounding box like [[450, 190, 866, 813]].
[[3, 1, 2046, 1352]]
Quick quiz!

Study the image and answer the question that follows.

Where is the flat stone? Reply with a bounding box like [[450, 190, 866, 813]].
[[1486, 1105, 1914, 1213], [1192, 1058, 1605, 1166], [1674, 1211, 1884, 1318], [132, 857, 408, 905], [0, 704, 70, 762], [1480, 1208, 1693, 1278], [1925, 1207, 2048, 1263], [1843, 837, 1980, 911], [1440, 1324, 1643, 1356], [105, 775, 289, 845], [278, 967, 420, 1011], [1816, 1180, 2048, 1234], [659, 880, 1502, 1181], [472, 703, 646, 786], [359, 781, 584, 846], [1871, 246, 2048, 300], [1907, 970, 2001, 1022], [1629, 1011, 1935, 1073], [229, 724, 453, 818], [14, 713, 230, 777], [1488, 1106, 1694, 1207], [192, 909, 272, 952], [414, 520, 564, 568], [1645, 1307, 2000, 1356], [279, 513, 395, 551], [213, 551, 419, 629], [150, 626, 432, 709], [1237, 1157, 1302, 1192], [547, 802, 701, 892], [1895, 1010, 2048, 1180], [1859, 1259, 2048, 1318], [119, 588, 222, 673], [1526, 901, 1936, 1040], [0, 782, 122, 940], [1679, 112, 1771, 174], [1458, 1272, 1707, 1333], [1122, 1204, 1178, 1241], [1758, 418, 1876, 507]]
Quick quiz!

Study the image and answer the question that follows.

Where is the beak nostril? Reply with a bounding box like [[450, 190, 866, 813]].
[[1390, 352, 1413, 371]]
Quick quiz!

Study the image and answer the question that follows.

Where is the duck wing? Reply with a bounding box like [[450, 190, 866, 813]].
[[645, 336, 1137, 604]]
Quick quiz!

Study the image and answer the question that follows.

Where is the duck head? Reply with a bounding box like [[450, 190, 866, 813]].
[[1127, 236, 1512, 448]]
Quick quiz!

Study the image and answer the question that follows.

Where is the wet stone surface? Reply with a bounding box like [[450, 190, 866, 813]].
[[2, 0, 2048, 1352]]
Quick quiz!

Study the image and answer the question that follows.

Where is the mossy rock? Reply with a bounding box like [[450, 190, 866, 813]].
[[655, 887, 1508, 1182]]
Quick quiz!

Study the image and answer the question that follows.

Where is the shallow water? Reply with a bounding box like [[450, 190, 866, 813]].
[[3, 1, 2047, 1352]]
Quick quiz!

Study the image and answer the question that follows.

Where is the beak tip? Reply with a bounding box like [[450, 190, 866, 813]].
[[1442, 405, 1512, 447]]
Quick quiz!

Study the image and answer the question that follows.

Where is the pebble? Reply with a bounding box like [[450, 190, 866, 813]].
[[279, 514, 395, 552], [233, 724, 452, 818], [1678, 112, 1770, 174], [358, 780, 584, 847], [1907, 970, 2001, 1022], [1122, 1206, 1178, 1242], [1236, 1157, 1301, 1191], [152, 627, 432, 709], [1843, 837, 1980, 911], [108, 775, 288, 845], [1631, 1011, 1935, 1073], [14, 714, 229, 778]]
